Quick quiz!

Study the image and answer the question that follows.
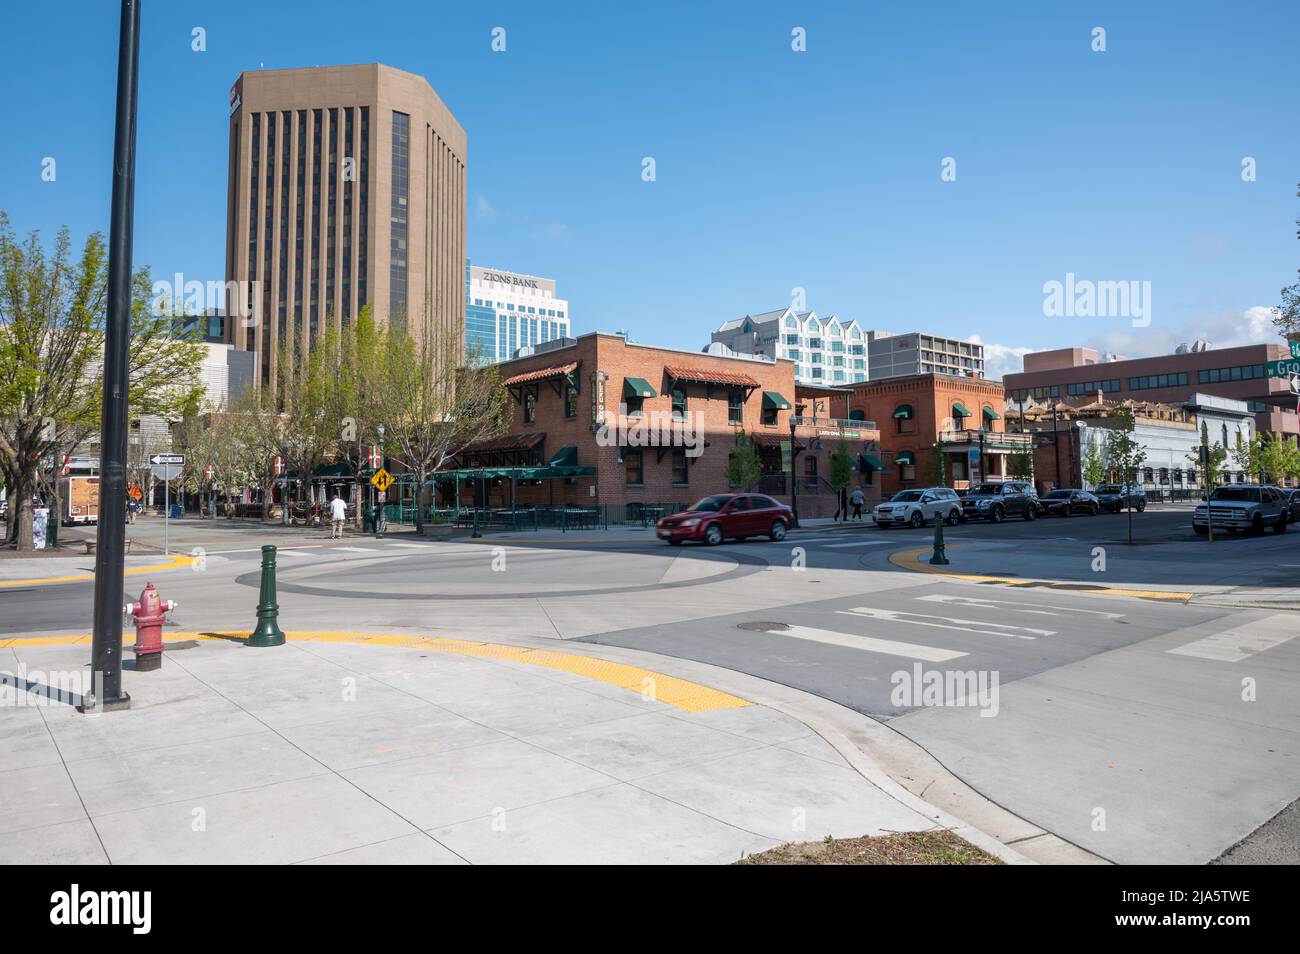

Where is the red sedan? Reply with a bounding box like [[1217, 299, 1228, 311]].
[[656, 494, 793, 545]]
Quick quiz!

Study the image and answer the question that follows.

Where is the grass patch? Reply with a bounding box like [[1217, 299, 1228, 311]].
[[736, 830, 1003, 866]]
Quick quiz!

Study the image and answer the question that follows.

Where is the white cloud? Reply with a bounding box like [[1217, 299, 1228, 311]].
[[475, 195, 500, 222], [970, 306, 1286, 380]]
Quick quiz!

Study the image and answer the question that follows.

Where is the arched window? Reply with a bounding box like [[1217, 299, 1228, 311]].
[[849, 409, 866, 422]]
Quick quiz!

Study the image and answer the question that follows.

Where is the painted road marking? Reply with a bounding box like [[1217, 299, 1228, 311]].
[[767, 624, 968, 661], [388, 542, 432, 549], [1167, 615, 1298, 663], [330, 546, 374, 553], [838, 606, 1055, 640], [823, 539, 893, 549], [0, 552, 196, 588], [914, 593, 1126, 620], [1, 631, 750, 714]]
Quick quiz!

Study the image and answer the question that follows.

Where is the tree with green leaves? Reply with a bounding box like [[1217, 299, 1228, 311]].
[[726, 430, 762, 490], [0, 214, 205, 549], [1185, 419, 1228, 493], [1104, 405, 1146, 544], [923, 442, 947, 486], [829, 441, 853, 491], [1081, 438, 1106, 489], [1009, 446, 1036, 482]]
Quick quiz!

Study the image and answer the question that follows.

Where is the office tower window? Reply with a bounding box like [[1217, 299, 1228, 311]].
[[342, 106, 354, 322], [310, 109, 321, 342], [358, 106, 368, 310], [294, 110, 305, 332], [278, 112, 290, 345], [390, 111, 409, 315], [326, 107, 337, 317]]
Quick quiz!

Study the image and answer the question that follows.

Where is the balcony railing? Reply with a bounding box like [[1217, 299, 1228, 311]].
[[939, 429, 1036, 447], [792, 415, 878, 432]]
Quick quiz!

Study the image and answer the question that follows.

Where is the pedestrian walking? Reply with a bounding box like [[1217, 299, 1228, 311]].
[[834, 486, 848, 522], [849, 486, 865, 521], [329, 492, 347, 539]]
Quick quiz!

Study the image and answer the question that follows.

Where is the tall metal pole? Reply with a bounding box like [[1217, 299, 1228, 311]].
[[1051, 402, 1062, 489], [85, 0, 141, 713]]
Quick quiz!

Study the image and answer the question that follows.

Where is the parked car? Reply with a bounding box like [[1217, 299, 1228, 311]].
[[1193, 484, 1289, 535], [960, 481, 1039, 523], [1039, 488, 1101, 517], [872, 487, 962, 529], [1281, 487, 1300, 522], [1093, 483, 1146, 513], [655, 493, 792, 545]]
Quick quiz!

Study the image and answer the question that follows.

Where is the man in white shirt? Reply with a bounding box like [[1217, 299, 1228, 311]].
[[329, 492, 347, 538]]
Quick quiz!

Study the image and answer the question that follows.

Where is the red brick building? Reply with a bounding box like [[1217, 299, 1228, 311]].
[[843, 372, 1030, 496], [437, 334, 882, 519]]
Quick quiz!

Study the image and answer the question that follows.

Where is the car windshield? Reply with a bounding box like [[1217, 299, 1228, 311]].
[[1210, 488, 1260, 502], [1095, 485, 1123, 495], [689, 495, 732, 512], [1044, 490, 1072, 499], [890, 491, 925, 502], [972, 484, 1003, 495]]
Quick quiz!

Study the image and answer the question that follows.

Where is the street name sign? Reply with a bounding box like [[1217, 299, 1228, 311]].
[[1266, 358, 1300, 378]]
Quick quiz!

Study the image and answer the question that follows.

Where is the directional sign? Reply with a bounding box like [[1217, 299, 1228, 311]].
[[273, 455, 285, 476], [150, 453, 185, 466], [1266, 358, 1300, 378], [1291, 339, 1300, 360], [370, 468, 394, 492], [367, 446, 382, 469]]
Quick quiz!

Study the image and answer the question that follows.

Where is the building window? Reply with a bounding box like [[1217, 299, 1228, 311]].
[[762, 404, 778, 426], [803, 455, 818, 489], [671, 448, 688, 485], [728, 389, 743, 425], [671, 386, 687, 421], [564, 382, 578, 418], [625, 449, 643, 485], [625, 394, 644, 417], [389, 111, 410, 316], [900, 464, 915, 482], [523, 392, 536, 423]]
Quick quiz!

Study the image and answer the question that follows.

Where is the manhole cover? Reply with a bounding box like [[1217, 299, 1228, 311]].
[[737, 621, 789, 632]]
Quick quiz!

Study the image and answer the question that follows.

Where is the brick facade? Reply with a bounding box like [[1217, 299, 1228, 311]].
[[441, 334, 882, 517]]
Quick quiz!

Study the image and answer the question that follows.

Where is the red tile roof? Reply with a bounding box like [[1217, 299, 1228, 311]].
[[502, 362, 578, 387], [663, 365, 761, 387], [460, 432, 546, 454], [750, 433, 804, 450]]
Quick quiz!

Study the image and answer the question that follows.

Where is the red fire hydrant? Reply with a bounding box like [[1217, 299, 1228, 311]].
[[124, 581, 177, 672]]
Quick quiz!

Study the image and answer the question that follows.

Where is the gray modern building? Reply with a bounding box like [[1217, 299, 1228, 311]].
[[866, 330, 985, 380]]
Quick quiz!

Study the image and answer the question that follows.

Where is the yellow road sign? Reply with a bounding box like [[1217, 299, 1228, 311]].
[[370, 468, 394, 492]]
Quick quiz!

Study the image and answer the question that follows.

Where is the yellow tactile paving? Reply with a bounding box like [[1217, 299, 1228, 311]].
[[888, 545, 1194, 603], [0, 552, 197, 588], [1, 630, 751, 714]]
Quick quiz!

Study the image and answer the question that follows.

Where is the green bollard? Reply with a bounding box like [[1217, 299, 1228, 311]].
[[928, 516, 950, 566], [246, 544, 286, 647]]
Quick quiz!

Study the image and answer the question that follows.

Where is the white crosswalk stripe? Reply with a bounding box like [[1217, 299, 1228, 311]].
[[771, 624, 968, 661], [913, 593, 1125, 620], [823, 539, 892, 549], [1167, 615, 1297, 662]]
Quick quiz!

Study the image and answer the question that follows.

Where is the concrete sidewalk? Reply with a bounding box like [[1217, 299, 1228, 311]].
[[0, 630, 1005, 865]]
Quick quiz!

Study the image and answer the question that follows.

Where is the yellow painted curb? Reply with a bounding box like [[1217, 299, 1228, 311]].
[[0, 552, 197, 588], [1, 630, 751, 714], [888, 545, 1194, 603]]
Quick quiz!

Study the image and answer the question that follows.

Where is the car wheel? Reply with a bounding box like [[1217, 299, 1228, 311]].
[[1273, 516, 1288, 535], [769, 520, 787, 541], [1023, 506, 1036, 522], [703, 523, 723, 546], [1089, 504, 1098, 515], [909, 511, 924, 529], [1062, 506, 1072, 517], [946, 509, 960, 526], [990, 505, 1004, 524], [1250, 514, 1264, 535], [1136, 500, 1146, 512]]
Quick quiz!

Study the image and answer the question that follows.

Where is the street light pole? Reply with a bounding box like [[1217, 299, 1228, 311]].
[[1051, 401, 1062, 489], [280, 441, 290, 526], [84, 0, 141, 713], [789, 405, 801, 528]]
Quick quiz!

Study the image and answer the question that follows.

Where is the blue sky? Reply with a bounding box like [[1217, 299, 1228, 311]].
[[3, 0, 1297, 377]]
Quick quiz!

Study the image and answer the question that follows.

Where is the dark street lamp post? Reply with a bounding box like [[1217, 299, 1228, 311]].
[[84, 0, 142, 713], [789, 404, 802, 528]]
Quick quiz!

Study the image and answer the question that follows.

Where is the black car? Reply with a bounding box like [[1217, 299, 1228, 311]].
[[1093, 483, 1146, 513], [1040, 489, 1100, 516], [960, 481, 1039, 523], [1276, 487, 1300, 523]]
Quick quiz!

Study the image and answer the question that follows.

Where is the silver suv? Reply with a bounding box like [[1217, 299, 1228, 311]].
[[1193, 484, 1289, 535]]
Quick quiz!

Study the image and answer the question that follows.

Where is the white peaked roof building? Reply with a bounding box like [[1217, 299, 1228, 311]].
[[710, 307, 867, 385]]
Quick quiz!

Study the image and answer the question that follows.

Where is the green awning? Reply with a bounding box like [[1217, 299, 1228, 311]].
[[892, 404, 913, 419], [762, 391, 792, 410], [952, 402, 972, 417], [312, 462, 354, 478], [430, 465, 596, 483], [983, 407, 1000, 420], [894, 451, 915, 465], [860, 454, 884, 470], [548, 446, 577, 467], [623, 377, 657, 398]]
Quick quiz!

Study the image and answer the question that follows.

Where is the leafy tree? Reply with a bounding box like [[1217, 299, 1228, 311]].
[[1009, 446, 1036, 482], [1081, 438, 1106, 488], [726, 431, 762, 490], [1104, 405, 1146, 544], [1185, 419, 1228, 491], [829, 441, 854, 491], [0, 214, 204, 549], [923, 442, 947, 485]]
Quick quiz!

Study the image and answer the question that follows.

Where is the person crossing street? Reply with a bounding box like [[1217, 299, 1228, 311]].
[[329, 492, 347, 539]]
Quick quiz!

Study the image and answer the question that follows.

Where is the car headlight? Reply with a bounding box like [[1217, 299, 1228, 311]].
[[680, 517, 700, 527]]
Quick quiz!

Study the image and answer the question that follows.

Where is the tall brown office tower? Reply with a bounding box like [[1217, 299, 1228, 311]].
[[224, 63, 466, 388]]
